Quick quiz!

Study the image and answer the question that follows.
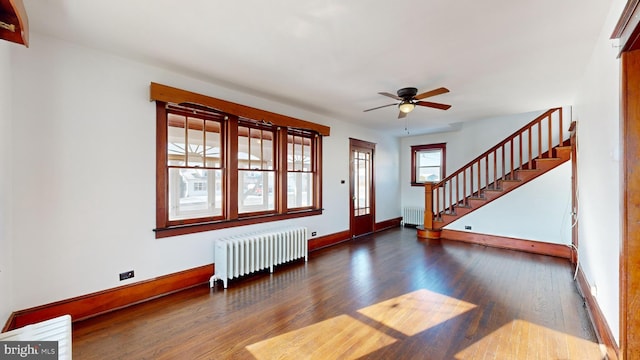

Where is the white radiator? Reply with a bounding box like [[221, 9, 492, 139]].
[[210, 226, 308, 288], [0, 314, 72, 360], [403, 207, 424, 226]]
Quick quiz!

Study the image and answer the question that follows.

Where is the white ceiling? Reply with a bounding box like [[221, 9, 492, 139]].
[[23, 0, 613, 137]]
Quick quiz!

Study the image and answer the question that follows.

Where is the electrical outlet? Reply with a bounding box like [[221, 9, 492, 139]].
[[119, 270, 134, 281], [464, 225, 472, 230], [311, 231, 317, 236]]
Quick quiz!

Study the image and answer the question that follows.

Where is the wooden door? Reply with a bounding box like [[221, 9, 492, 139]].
[[350, 139, 375, 238]]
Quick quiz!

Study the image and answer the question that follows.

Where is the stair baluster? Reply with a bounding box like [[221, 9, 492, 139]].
[[419, 108, 570, 240]]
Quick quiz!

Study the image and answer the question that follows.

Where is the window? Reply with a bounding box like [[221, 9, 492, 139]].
[[152, 83, 329, 238], [287, 131, 315, 209], [237, 123, 275, 214], [411, 143, 446, 185], [166, 107, 224, 222]]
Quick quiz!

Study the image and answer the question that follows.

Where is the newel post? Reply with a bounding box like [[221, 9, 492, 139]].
[[423, 182, 434, 229], [417, 182, 442, 240]]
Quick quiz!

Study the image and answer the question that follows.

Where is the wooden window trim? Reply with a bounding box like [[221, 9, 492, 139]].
[[150, 82, 330, 136], [152, 84, 327, 238], [411, 143, 446, 186]]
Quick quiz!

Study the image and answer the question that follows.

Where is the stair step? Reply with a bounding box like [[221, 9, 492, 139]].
[[426, 126, 572, 230], [534, 157, 563, 171], [484, 187, 503, 192], [455, 204, 472, 209], [497, 178, 521, 191], [467, 197, 487, 207]]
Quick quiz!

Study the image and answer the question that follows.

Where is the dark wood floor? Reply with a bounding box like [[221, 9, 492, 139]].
[[72, 227, 603, 359]]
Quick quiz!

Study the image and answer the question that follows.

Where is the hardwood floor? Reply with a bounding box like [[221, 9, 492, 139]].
[[72, 227, 603, 359]]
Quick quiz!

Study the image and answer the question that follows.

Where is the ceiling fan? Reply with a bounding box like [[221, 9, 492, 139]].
[[363, 87, 451, 118]]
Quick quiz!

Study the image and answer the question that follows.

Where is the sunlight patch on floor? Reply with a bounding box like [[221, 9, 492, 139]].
[[454, 319, 604, 360], [245, 314, 397, 360], [246, 289, 479, 359], [357, 289, 477, 336]]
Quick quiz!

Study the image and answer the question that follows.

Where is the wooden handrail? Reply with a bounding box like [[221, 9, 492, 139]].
[[437, 108, 560, 187], [424, 108, 566, 228]]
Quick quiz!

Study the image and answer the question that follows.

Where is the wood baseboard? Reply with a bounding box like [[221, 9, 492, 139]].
[[308, 230, 351, 252], [374, 217, 402, 232], [4, 222, 403, 332], [440, 229, 572, 259], [3, 264, 213, 332], [3, 230, 356, 332], [575, 266, 620, 359]]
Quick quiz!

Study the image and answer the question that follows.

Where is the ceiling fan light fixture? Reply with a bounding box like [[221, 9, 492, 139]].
[[399, 101, 415, 113]]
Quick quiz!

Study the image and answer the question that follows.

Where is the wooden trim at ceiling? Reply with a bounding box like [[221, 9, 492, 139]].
[[575, 267, 620, 359], [149, 82, 330, 136], [0, 0, 29, 47], [612, 0, 640, 54], [440, 229, 572, 259], [3, 264, 213, 332]]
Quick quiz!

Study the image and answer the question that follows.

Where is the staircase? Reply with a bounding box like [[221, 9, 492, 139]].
[[418, 108, 571, 239]]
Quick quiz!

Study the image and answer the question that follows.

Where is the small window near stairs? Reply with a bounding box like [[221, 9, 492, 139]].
[[411, 143, 446, 186]]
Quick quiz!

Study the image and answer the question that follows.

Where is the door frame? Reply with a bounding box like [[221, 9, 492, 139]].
[[569, 121, 578, 265], [613, 3, 640, 358], [349, 138, 376, 238]]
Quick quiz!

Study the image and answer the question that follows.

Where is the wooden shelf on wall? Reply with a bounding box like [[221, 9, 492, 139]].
[[0, 0, 28, 47]]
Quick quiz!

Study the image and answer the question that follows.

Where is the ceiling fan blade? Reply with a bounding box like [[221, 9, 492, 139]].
[[415, 101, 452, 110], [398, 110, 407, 119], [363, 103, 398, 112], [414, 87, 449, 100], [378, 92, 402, 100]]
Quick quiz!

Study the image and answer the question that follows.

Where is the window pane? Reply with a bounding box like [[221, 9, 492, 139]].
[[418, 150, 441, 167], [287, 172, 313, 208], [168, 114, 186, 166], [418, 167, 441, 182], [287, 136, 294, 171], [238, 126, 250, 169], [169, 168, 222, 220], [238, 170, 275, 213], [357, 152, 370, 209], [249, 128, 262, 169], [354, 150, 370, 215], [294, 141, 303, 171], [205, 121, 221, 167], [263, 136, 274, 170], [186, 117, 204, 166], [239, 126, 274, 170], [288, 134, 313, 172], [416, 149, 443, 182], [302, 138, 312, 171]]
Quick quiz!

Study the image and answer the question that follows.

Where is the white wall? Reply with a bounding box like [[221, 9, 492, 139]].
[[400, 110, 572, 243], [0, 42, 14, 324], [447, 162, 571, 243], [572, 0, 626, 345], [401, 110, 545, 208], [8, 33, 400, 312]]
